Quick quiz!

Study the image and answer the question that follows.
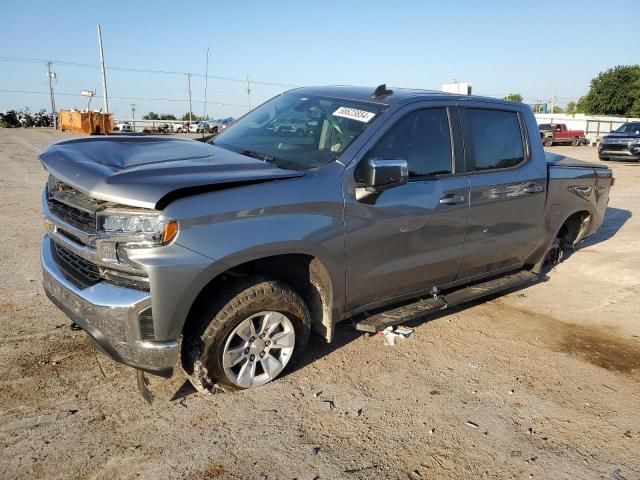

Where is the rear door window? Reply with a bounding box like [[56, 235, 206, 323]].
[[466, 109, 525, 171]]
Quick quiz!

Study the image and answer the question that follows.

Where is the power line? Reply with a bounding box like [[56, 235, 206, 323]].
[[0, 89, 247, 107], [0, 55, 298, 88]]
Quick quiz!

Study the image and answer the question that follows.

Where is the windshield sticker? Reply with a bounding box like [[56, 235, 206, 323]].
[[332, 107, 376, 123]]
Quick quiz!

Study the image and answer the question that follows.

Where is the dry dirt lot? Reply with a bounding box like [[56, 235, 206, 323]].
[[0, 128, 638, 480]]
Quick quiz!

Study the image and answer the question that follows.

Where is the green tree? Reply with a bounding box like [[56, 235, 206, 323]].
[[552, 106, 564, 113], [182, 112, 200, 122], [503, 93, 523, 103], [581, 65, 640, 115], [159, 114, 176, 120], [565, 101, 577, 115], [143, 112, 159, 120], [575, 96, 588, 114]]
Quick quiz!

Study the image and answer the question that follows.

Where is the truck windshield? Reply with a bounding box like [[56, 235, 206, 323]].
[[211, 93, 385, 170], [614, 123, 640, 134]]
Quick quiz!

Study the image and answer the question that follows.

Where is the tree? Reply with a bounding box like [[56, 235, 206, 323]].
[[159, 114, 176, 121], [143, 112, 159, 120], [552, 106, 564, 113], [575, 96, 588, 114], [565, 101, 577, 115], [580, 65, 640, 116], [503, 93, 523, 103], [182, 112, 200, 122]]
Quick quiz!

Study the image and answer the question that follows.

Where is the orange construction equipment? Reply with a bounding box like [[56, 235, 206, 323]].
[[59, 110, 114, 135]]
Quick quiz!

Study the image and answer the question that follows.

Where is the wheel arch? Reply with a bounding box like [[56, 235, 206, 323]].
[[556, 209, 592, 246], [181, 252, 337, 346]]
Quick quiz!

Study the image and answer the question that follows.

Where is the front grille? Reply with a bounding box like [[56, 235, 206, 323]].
[[54, 242, 101, 285], [47, 197, 97, 232], [603, 144, 629, 152], [52, 241, 150, 291]]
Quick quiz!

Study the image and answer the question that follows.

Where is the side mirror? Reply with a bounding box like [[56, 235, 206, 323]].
[[357, 158, 408, 192], [611, 130, 615, 133]]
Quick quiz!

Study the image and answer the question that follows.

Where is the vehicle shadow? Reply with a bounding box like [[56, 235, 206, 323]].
[[579, 207, 631, 248], [284, 275, 552, 379]]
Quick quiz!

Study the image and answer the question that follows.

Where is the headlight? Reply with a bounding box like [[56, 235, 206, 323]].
[[97, 211, 179, 245]]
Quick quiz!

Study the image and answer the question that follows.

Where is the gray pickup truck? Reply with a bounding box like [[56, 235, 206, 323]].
[[40, 85, 613, 394]]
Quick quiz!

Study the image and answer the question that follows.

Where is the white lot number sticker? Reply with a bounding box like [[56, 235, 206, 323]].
[[333, 107, 376, 123]]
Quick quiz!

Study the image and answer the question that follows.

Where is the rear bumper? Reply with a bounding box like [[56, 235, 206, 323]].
[[41, 235, 178, 375]]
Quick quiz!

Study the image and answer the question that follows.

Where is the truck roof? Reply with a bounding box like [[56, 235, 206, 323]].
[[287, 85, 516, 107]]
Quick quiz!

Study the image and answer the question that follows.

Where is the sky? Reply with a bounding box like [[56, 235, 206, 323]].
[[1, 0, 638, 120]]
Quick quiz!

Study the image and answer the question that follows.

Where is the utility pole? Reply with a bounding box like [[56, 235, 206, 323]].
[[46, 61, 57, 129], [97, 24, 109, 114], [130, 104, 136, 132], [187, 73, 193, 124], [246, 75, 251, 112], [203, 48, 209, 120]]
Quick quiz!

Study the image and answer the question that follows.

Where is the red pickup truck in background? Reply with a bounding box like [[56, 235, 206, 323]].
[[539, 123, 586, 146]]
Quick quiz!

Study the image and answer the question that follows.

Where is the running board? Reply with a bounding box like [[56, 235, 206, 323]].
[[354, 270, 539, 333]]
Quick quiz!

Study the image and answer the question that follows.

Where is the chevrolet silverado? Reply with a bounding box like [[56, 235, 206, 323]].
[[40, 85, 613, 395]]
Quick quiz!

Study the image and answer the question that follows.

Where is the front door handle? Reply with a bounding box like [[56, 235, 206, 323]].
[[439, 194, 466, 205], [523, 183, 544, 194]]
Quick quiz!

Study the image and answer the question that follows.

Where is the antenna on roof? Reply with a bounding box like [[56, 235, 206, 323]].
[[372, 84, 393, 98]]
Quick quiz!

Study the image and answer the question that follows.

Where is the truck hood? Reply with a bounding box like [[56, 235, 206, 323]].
[[39, 136, 304, 209], [602, 132, 640, 141]]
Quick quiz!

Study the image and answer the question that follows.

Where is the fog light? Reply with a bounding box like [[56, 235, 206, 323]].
[[138, 307, 154, 340]]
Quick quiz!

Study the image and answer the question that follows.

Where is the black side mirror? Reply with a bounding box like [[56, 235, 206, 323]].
[[357, 158, 408, 192]]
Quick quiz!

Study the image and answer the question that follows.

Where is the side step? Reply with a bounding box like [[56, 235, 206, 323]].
[[354, 270, 539, 333], [444, 270, 539, 308], [355, 297, 447, 333]]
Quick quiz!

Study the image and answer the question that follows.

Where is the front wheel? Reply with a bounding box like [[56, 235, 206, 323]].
[[572, 136, 580, 146], [185, 277, 311, 391]]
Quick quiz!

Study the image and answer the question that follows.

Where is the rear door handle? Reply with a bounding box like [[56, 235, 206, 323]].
[[439, 194, 466, 205], [523, 183, 544, 194]]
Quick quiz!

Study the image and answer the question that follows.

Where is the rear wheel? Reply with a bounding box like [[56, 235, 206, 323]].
[[185, 277, 311, 391], [544, 137, 553, 147]]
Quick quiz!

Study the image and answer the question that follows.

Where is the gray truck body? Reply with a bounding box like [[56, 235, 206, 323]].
[[40, 86, 612, 377]]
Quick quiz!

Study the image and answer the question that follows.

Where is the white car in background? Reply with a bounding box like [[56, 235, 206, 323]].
[[172, 123, 187, 133], [115, 122, 133, 133]]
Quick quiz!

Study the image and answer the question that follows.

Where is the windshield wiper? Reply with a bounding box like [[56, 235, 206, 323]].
[[241, 150, 277, 163]]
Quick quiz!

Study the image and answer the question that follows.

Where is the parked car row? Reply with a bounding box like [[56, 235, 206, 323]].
[[172, 118, 235, 134]]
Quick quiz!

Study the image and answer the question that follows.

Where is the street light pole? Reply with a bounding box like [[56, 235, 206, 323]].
[[203, 48, 209, 120], [187, 73, 193, 124], [131, 103, 136, 132], [97, 24, 109, 114], [46, 61, 57, 129]]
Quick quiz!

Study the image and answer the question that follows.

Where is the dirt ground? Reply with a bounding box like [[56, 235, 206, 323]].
[[0, 128, 638, 480]]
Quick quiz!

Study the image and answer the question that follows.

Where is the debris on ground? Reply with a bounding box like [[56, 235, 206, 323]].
[[381, 326, 415, 346], [321, 400, 335, 411], [466, 421, 479, 429]]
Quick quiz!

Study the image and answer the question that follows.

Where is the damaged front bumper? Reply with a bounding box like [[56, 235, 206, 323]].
[[41, 235, 178, 375]]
